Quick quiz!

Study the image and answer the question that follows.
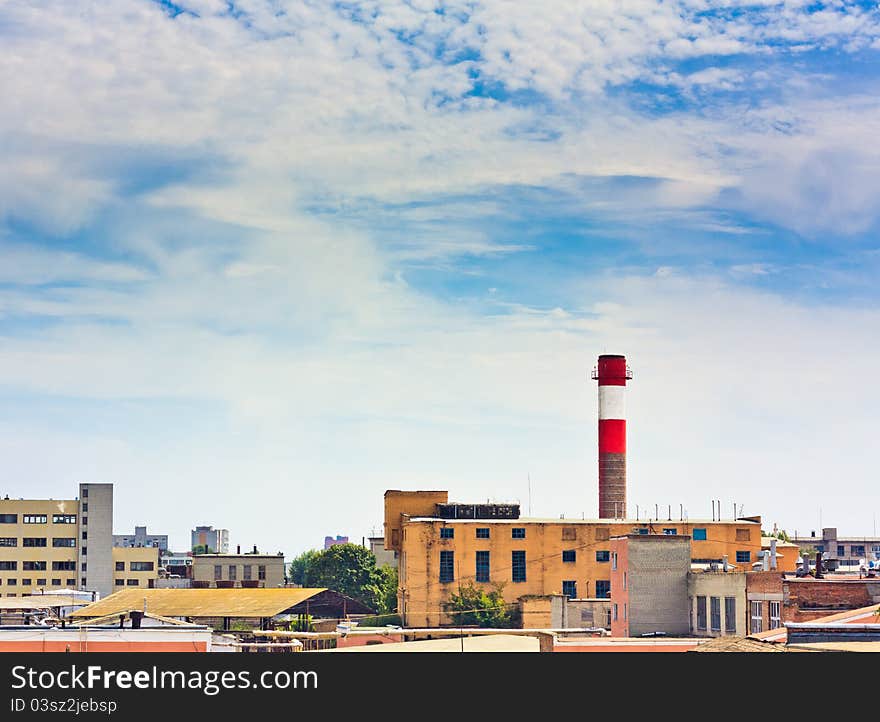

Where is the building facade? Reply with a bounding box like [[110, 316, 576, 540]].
[[191, 553, 286, 588], [791, 527, 880, 570], [113, 526, 168, 552], [191, 526, 229, 554], [368, 537, 398, 569], [385, 490, 776, 627], [688, 569, 747, 637], [324, 535, 349, 550]]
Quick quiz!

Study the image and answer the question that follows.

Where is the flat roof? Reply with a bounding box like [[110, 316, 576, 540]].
[[408, 517, 758, 525], [70, 588, 329, 619], [325, 634, 540, 653]]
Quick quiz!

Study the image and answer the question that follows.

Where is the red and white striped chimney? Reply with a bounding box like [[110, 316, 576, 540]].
[[592, 354, 632, 519]]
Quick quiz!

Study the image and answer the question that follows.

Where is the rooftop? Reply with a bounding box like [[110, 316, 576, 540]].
[[408, 517, 760, 525]]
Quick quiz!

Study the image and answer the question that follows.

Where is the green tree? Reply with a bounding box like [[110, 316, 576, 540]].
[[444, 582, 512, 628], [288, 549, 320, 586], [366, 565, 398, 617], [303, 544, 385, 611]]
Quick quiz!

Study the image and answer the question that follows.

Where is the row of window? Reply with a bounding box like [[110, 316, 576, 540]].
[[114, 579, 143, 586], [750, 600, 782, 634], [0, 514, 79, 525], [213, 565, 267, 581], [114, 562, 155, 572], [439, 527, 527, 540], [695, 596, 737, 633], [0, 578, 77, 587], [0, 537, 76, 548]]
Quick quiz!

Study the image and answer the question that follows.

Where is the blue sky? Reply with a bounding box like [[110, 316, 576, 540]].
[[3, 0, 880, 555]]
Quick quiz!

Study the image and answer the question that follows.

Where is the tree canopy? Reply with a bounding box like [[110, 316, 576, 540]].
[[444, 582, 512, 628]]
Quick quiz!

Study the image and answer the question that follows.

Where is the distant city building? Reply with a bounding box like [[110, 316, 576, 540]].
[[791, 527, 880, 570], [113, 526, 168, 552], [191, 526, 229, 554], [324, 535, 349, 550]]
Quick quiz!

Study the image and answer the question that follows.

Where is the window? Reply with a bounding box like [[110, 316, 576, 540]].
[[23, 515, 47, 524], [512, 550, 526, 582], [696, 596, 707, 631], [725, 597, 737, 633], [439, 550, 454, 583], [512, 528, 526, 539], [214, 565, 222, 581], [0, 537, 16, 547], [81, 563, 87, 572], [36, 579, 46, 586], [476, 528, 490, 539], [596, 550, 610, 563], [637, 528, 649, 535], [23, 538, 47, 547], [228, 565, 237, 581], [837, 545, 845, 557], [663, 528, 677, 535], [66, 578, 75, 586], [624, 603, 627, 620], [258, 565, 266, 581], [562, 527, 576, 541], [595, 580, 611, 598], [623, 572, 627, 590], [51, 579, 61, 586], [130, 562, 154, 572], [595, 528, 609, 541], [612, 603, 618, 621], [81, 488, 88, 497], [750, 601, 763, 634], [81, 546, 87, 556], [23, 561, 46, 571], [82, 517, 88, 526], [852, 545, 866, 557], [6, 578, 16, 585], [693, 528, 707, 541], [21, 578, 32, 586], [476, 551, 490, 583], [769, 601, 781, 630], [0, 562, 17, 571], [52, 538, 76, 548], [82, 503, 88, 512], [82, 531, 88, 540], [735, 528, 751, 542], [562, 580, 577, 598], [126, 579, 139, 586], [115, 579, 124, 586], [562, 550, 576, 563], [81, 577, 86, 586], [439, 527, 454, 539], [52, 514, 76, 524], [611, 552, 617, 570], [115, 562, 124, 571], [243, 565, 252, 581], [735, 551, 751, 564], [710, 597, 721, 632], [52, 561, 76, 571], [0, 514, 18, 523]]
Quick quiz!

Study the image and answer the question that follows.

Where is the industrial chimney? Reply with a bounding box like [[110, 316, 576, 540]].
[[592, 354, 632, 518]]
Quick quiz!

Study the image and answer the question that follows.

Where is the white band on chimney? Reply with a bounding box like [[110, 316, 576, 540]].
[[598, 385, 625, 420]]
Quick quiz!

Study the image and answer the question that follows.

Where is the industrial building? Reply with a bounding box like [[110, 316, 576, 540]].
[[0, 483, 157, 600], [191, 552, 286, 589]]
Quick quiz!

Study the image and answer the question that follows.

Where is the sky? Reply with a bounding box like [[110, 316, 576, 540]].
[[2, 0, 880, 557]]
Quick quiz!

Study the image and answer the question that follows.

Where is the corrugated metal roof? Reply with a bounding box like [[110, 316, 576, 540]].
[[0, 595, 89, 610], [70, 588, 329, 619]]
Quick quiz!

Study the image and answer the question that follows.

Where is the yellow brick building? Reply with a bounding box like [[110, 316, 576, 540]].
[[385, 490, 795, 627]]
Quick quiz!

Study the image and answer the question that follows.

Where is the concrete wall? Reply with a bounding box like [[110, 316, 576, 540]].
[[112, 547, 159, 592], [688, 571, 747, 636], [79, 483, 113, 600]]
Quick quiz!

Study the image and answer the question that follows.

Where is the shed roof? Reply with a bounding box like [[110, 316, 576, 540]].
[[69, 588, 372, 619]]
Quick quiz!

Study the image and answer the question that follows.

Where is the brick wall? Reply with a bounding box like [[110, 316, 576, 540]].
[[784, 579, 880, 622]]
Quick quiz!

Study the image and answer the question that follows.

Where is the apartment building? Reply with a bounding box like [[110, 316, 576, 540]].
[[113, 525, 168, 552], [1, 483, 158, 599], [385, 490, 782, 627]]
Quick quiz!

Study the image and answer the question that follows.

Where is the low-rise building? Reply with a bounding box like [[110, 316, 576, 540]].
[[688, 569, 747, 637], [368, 537, 398, 569], [192, 553, 286, 588], [791, 527, 880, 571]]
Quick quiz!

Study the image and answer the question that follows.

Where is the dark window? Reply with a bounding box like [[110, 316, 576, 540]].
[[663, 528, 677, 535], [81, 546, 87, 556], [735, 551, 750, 564], [852, 545, 866, 557], [595, 580, 611, 598], [0, 561, 17, 571], [0, 538, 16, 547], [126, 579, 139, 586], [82, 531, 87, 540], [23, 515, 47, 524], [21, 578, 31, 586], [82, 503, 88, 512], [6, 578, 16, 585], [439, 550, 454, 583], [23, 538, 47, 547], [562, 550, 576, 563], [214, 565, 222, 580], [0, 514, 17, 523], [476, 528, 490, 539], [82, 517, 88, 526], [710, 597, 721, 632], [130, 562, 154, 572], [81, 563, 87, 572], [243, 565, 252, 581], [769, 601, 782, 630], [562, 527, 576, 541], [115, 579, 124, 586], [115, 561, 125, 571], [511, 528, 526, 539], [596, 550, 610, 562], [23, 561, 46, 571], [838, 545, 845, 557], [228, 565, 237, 580], [81, 577, 87, 586], [512, 550, 526, 582], [258, 565, 266, 580], [637, 528, 649, 535], [476, 551, 490, 583], [562, 580, 577, 598], [52, 561, 76, 571], [696, 596, 707, 631], [693, 528, 707, 541], [439, 527, 454, 539], [66, 578, 75, 586], [36, 578, 46, 586], [52, 515, 77, 524], [81, 488, 88, 498], [51, 579, 61, 586], [52, 538, 76, 548], [750, 601, 763, 634]]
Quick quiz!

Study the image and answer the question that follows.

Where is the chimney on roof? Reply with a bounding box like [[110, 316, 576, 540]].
[[770, 539, 778, 570], [237, 545, 240, 555], [762, 552, 770, 571], [815, 551, 824, 579], [722, 555, 728, 572]]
